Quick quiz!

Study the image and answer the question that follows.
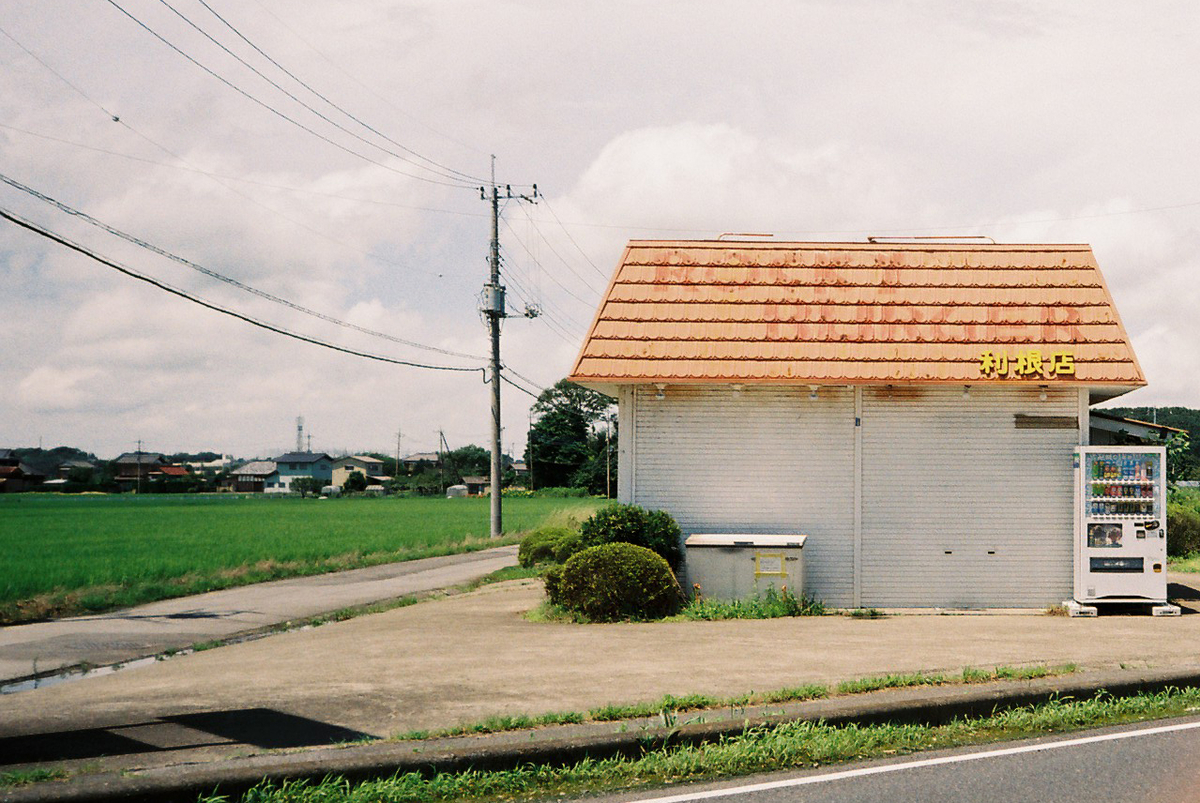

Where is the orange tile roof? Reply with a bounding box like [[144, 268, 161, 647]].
[[568, 241, 1145, 388]]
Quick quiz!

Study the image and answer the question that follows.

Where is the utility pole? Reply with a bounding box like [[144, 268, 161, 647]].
[[395, 429, 403, 478], [136, 438, 143, 495], [480, 160, 537, 538], [438, 429, 448, 493]]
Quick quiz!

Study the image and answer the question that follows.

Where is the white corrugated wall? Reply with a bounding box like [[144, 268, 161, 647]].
[[620, 383, 1080, 609], [626, 385, 857, 607], [859, 385, 1078, 608]]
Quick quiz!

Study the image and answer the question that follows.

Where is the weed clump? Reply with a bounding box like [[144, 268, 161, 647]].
[[682, 586, 825, 620]]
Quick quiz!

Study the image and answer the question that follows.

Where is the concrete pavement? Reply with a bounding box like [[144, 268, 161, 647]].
[[3, 570, 1199, 800], [0, 544, 519, 685]]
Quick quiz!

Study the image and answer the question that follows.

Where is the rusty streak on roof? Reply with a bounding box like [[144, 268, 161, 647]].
[[568, 240, 1145, 388]]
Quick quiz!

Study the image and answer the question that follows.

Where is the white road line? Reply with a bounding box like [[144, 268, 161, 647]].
[[629, 718, 1200, 803]]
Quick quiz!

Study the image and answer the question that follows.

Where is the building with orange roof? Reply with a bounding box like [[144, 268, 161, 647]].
[[569, 239, 1150, 609]]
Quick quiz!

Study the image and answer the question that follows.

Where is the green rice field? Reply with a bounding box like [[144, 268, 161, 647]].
[[0, 494, 602, 623]]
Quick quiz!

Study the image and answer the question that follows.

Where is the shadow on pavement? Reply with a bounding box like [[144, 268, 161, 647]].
[[0, 708, 372, 765]]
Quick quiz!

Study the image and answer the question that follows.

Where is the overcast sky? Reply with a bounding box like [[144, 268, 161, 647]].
[[2, 1, 1197, 460]]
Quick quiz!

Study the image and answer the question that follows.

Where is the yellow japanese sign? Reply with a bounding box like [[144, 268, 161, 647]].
[[978, 350, 1075, 379]]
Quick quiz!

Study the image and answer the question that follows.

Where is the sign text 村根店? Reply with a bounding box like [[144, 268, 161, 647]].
[[978, 350, 1075, 379]]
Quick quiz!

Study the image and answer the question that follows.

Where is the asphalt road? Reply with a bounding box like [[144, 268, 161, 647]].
[[608, 715, 1200, 803]]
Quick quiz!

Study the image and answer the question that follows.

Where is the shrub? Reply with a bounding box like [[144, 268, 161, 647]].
[[518, 526, 575, 568], [555, 543, 683, 622], [579, 503, 683, 570], [1168, 501, 1200, 557], [552, 531, 585, 563], [542, 564, 565, 606]]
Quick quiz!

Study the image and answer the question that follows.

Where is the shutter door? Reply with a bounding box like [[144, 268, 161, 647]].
[[632, 385, 856, 607], [860, 386, 1077, 608]]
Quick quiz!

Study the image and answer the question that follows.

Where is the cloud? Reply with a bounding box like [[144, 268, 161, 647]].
[[3, 0, 1199, 457], [16, 366, 105, 412]]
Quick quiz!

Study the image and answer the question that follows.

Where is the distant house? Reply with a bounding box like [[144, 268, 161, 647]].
[[333, 455, 387, 488], [231, 460, 278, 493], [113, 452, 168, 480], [461, 475, 490, 496], [400, 452, 441, 472], [56, 459, 97, 480], [112, 452, 192, 491], [1088, 411, 1185, 445], [268, 452, 333, 493], [183, 456, 233, 474], [0, 464, 31, 493]]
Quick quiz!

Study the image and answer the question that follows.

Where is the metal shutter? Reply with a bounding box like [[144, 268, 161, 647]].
[[629, 385, 856, 607], [859, 386, 1077, 608]]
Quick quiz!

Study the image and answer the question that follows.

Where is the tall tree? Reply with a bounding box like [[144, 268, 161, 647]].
[[527, 380, 615, 490]]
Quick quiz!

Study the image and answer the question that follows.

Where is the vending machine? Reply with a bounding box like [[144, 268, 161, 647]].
[[1072, 445, 1178, 616]]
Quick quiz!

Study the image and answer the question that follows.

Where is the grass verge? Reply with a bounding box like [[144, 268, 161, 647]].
[[394, 664, 1076, 741], [1168, 553, 1200, 573], [204, 686, 1200, 803], [0, 768, 67, 787]]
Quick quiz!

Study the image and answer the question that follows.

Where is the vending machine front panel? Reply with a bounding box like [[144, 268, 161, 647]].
[[1075, 447, 1167, 603]]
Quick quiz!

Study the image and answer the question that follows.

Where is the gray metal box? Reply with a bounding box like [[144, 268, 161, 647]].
[[683, 533, 807, 601]]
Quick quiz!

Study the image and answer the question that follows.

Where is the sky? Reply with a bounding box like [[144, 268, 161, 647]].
[[1, 0, 1198, 460]]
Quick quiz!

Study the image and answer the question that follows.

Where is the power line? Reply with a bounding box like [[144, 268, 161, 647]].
[[500, 373, 539, 399], [499, 242, 586, 330], [501, 218, 601, 309], [498, 244, 589, 336], [0, 172, 485, 360], [502, 277, 582, 347], [501, 364, 547, 395], [538, 194, 611, 281], [0, 206, 484, 374], [529, 201, 1200, 237], [0, 123, 490, 221], [522, 212, 607, 295], [0, 31, 457, 278], [189, 0, 486, 184], [152, 0, 480, 185], [246, 0, 489, 159], [102, 0, 477, 189]]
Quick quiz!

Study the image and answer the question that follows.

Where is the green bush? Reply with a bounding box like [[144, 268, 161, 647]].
[[555, 543, 682, 622], [552, 531, 585, 563], [1168, 501, 1200, 557], [542, 564, 564, 606], [518, 526, 575, 568], [579, 503, 683, 570]]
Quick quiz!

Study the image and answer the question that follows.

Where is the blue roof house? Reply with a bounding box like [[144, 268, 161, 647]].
[[267, 452, 334, 493]]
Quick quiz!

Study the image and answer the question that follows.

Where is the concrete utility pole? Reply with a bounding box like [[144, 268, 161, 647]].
[[136, 438, 143, 495], [480, 161, 537, 538], [395, 429, 403, 477]]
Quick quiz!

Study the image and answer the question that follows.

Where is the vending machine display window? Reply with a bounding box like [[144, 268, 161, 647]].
[[1087, 523, 1123, 549]]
